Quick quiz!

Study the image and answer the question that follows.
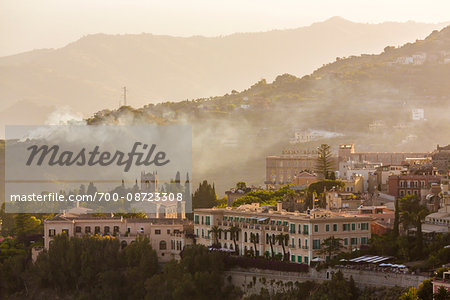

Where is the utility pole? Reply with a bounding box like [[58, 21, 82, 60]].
[[123, 86, 127, 106]]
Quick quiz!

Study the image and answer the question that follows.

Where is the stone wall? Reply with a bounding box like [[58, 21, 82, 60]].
[[225, 267, 428, 296]]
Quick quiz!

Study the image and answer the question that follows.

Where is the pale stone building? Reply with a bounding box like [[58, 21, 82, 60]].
[[44, 212, 193, 262]]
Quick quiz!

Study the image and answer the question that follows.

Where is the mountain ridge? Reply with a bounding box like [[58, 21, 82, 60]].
[[0, 17, 448, 119]]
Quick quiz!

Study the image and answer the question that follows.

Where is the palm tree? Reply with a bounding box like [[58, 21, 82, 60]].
[[275, 233, 289, 261], [208, 225, 222, 248], [227, 225, 241, 255], [250, 233, 258, 257], [268, 234, 275, 258], [317, 236, 344, 261]]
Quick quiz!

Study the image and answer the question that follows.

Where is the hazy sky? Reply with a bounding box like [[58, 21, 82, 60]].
[[1, 0, 450, 57]]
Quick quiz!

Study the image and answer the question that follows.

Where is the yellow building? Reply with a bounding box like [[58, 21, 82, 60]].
[[194, 203, 371, 265]]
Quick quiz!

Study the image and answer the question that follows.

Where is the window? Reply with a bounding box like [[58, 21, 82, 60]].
[[291, 255, 295, 262], [85, 226, 91, 233], [62, 229, 69, 235], [298, 238, 302, 248], [361, 237, 368, 245], [303, 224, 309, 234], [48, 229, 56, 237], [325, 224, 330, 232], [205, 216, 211, 225], [127, 227, 131, 233], [75, 226, 81, 233], [361, 223, 369, 230], [351, 223, 356, 231], [312, 239, 321, 250], [167, 229, 171, 234], [114, 226, 120, 233], [155, 229, 161, 235], [297, 256, 302, 263], [224, 231, 227, 240], [201, 216, 204, 225], [201, 229, 204, 238], [351, 238, 358, 245], [194, 215, 199, 224], [314, 225, 319, 233], [290, 224, 296, 234], [333, 224, 338, 232], [159, 240, 167, 250], [270, 220, 275, 225], [291, 238, 295, 247], [104, 226, 110, 234], [344, 238, 348, 246], [304, 238, 308, 249], [196, 229, 199, 236], [95, 226, 100, 234], [244, 232, 248, 242], [304, 256, 309, 264], [343, 224, 350, 231], [298, 224, 302, 233]]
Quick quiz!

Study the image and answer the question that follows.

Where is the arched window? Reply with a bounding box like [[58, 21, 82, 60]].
[[159, 240, 167, 250], [244, 232, 247, 242]]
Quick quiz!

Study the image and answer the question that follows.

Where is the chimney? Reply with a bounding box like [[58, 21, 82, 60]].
[[277, 202, 283, 212]]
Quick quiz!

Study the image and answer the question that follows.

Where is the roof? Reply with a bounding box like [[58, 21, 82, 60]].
[[349, 255, 392, 263], [194, 207, 373, 222]]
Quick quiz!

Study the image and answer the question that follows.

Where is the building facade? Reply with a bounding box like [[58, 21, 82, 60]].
[[194, 204, 371, 265], [338, 144, 428, 166], [431, 144, 450, 176], [44, 213, 193, 262], [387, 175, 441, 199], [266, 153, 337, 186]]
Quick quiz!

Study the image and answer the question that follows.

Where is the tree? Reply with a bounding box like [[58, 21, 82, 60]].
[[14, 214, 42, 245], [315, 144, 334, 179], [393, 197, 400, 237], [236, 181, 247, 191], [208, 225, 222, 247], [311, 271, 359, 300], [417, 278, 433, 300], [275, 233, 289, 261], [399, 287, 419, 300], [226, 225, 241, 255], [399, 195, 429, 258], [250, 233, 258, 257], [192, 180, 217, 209], [434, 286, 450, 300], [268, 235, 275, 258], [317, 236, 344, 260]]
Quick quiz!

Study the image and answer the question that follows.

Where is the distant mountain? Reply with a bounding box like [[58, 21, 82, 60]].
[[0, 100, 55, 130], [0, 17, 448, 116], [86, 25, 450, 195]]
